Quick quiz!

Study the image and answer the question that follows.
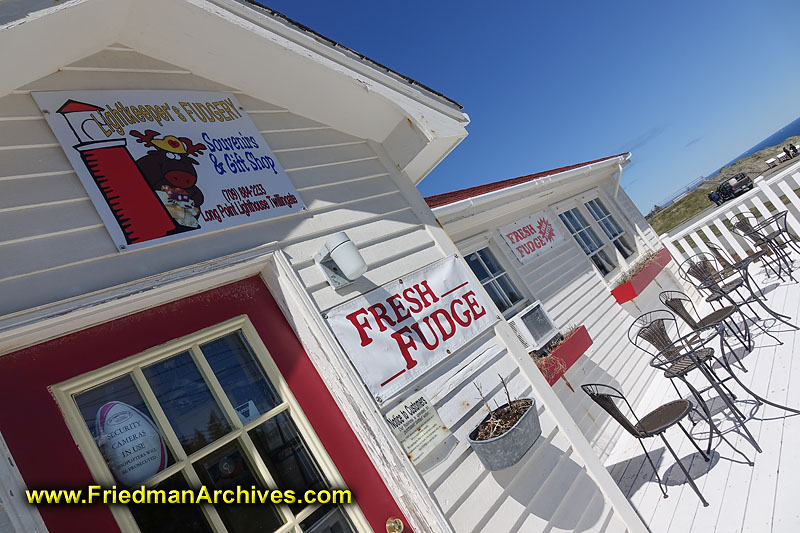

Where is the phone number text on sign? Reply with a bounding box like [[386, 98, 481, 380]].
[[326, 256, 498, 403]]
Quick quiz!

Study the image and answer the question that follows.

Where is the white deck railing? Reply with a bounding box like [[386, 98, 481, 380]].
[[660, 159, 800, 267]]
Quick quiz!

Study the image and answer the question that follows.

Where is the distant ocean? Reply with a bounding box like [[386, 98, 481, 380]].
[[709, 116, 800, 176]]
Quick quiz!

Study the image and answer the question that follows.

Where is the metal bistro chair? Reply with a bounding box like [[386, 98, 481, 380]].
[[628, 310, 731, 403], [628, 311, 750, 431], [582, 383, 710, 506], [679, 253, 747, 309], [705, 242, 769, 300], [730, 212, 798, 281], [660, 290, 754, 367], [648, 325, 761, 459]]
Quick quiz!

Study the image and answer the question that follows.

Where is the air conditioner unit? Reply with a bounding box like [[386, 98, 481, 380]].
[[508, 302, 559, 352]]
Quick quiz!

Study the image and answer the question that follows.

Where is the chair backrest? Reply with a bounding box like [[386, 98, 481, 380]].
[[730, 212, 767, 243], [581, 384, 644, 438], [705, 242, 732, 269], [659, 290, 700, 330], [628, 310, 680, 357], [730, 212, 756, 235], [679, 253, 718, 285]]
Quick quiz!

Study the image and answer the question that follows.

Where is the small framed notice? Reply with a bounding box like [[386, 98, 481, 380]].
[[384, 392, 449, 464]]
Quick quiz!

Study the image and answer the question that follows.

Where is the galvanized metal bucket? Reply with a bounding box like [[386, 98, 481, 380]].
[[467, 399, 542, 471]]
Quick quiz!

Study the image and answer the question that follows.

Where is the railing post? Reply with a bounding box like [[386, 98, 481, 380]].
[[661, 234, 683, 264], [756, 176, 800, 235]]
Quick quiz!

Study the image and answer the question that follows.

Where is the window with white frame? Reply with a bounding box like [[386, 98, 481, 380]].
[[584, 198, 635, 259], [558, 208, 617, 276], [54, 318, 367, 533], [464, 247, 525, 317]]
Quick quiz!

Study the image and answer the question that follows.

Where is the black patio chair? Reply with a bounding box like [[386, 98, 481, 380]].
[[678, 253, 748, 310], [705, 242, 769, 299], [582, 383, 710, 506], [628, 310, 745, 421], [730, 212, 798, 280], [659, 290, 753, 368]]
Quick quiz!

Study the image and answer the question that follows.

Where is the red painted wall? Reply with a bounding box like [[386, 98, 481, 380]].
[[0, 276, 408, 532]]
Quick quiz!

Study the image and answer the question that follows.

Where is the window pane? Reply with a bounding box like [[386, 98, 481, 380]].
[[249, 411, 328, 513], [590, 254, 612, 276], [194, 441, 284, 533], [583, 227, 605, 250], [569, 209, 590, 230], [592, 249, 616, 275], [465, 253, 491, 282], [483, 281, 510, 312], [572, 231, 593, 255], [129, 472, 212, 533], [202, 332, 282, 424], [477, 248, 503, 275], [143, 352, 231, 455], [585, 200, 603, 220], [613, 236, 635, 259], [75, 374, 173, 487], [300, 505, 357, 533], [495, 275, 523, 307], [557, 213, 572, 233]]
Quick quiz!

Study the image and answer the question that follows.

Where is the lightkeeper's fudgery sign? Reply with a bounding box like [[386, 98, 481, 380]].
[[33, 90, 304, 251], [326, 255, 497, 402], [499, 209, 565, 264]]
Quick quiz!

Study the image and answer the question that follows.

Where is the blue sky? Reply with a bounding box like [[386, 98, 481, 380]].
[[260, 1, 800, 211]]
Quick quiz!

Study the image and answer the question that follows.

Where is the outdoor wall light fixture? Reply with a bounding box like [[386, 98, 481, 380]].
[[314, 231, 368, 288]]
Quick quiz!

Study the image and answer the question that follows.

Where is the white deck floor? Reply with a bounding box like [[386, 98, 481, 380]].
[[604, 269, 800, 532]]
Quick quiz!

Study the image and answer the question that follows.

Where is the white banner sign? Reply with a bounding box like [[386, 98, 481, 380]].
[[385, 393, 449, 464], [326, 255, 497, 402], [499, 210, 565, 264], [33, 90, 304, 251]]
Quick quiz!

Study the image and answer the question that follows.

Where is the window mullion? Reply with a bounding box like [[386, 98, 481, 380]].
[[237, 430, 295, 526], [189, 344, 244, 431], [180, 460, 231, 533], [132, 367, 188, 463], [131, 368, 229, 533], [190, 346, 295, 528]]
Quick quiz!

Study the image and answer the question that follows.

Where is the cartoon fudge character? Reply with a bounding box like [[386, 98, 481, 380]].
[[131, 129, 206, 227]]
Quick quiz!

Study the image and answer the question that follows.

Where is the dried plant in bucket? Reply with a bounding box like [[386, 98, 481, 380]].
[[467, 375, 542, 470], [472, 376, 532, 441]]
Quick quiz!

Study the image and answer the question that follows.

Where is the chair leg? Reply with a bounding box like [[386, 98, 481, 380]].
[[678, 421, 709, 462], [721, 319, 748, 371], [660, 434, 709, 507], [638, 438, 668, 499]]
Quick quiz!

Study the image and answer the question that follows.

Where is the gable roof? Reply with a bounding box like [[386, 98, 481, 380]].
[[0, 0, 469, 185], [424, 153, 630, 208]]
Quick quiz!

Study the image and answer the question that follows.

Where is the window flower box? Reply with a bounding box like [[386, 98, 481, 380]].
[[610, 247, 672, 305], [536, 325, 593, 386]]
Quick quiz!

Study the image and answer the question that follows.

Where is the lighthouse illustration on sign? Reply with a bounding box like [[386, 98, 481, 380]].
[[56, 99, 205, 245]]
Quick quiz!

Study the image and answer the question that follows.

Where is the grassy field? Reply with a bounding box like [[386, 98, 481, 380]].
[[646, 135, 800, 235], [648, 188, 712, 235]]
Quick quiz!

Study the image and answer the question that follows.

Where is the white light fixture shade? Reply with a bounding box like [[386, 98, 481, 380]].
[[314, 231, 368, 288], [327, 232, 368, 280]]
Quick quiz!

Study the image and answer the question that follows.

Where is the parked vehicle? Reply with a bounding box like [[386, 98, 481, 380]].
[[718, 173, 753, 201]]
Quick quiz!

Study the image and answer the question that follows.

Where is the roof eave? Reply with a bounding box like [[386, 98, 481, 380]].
[[431, 153, 630, 218]]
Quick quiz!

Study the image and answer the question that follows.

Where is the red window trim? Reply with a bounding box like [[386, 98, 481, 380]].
[[0, 276, 408, 532]]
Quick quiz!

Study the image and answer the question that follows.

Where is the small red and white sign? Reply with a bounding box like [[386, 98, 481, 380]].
[[326, 256, 497, 402], [499, 210, 565, 264]]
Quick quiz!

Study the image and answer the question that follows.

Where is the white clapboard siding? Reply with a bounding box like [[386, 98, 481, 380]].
[[445, 174, 686, 464], [0, 47, 446, 317], [0, 46, 640, 533], [398, 327, 621, 533]]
